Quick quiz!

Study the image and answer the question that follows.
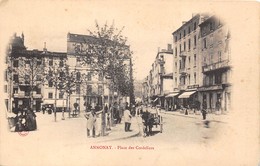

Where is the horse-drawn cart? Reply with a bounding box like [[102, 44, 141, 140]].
[[141, 108, 163, 137]]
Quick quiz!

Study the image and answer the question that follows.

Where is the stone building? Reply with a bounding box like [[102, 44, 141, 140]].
[[142, 44, 173, 108], [5, 33, 67, 113], [198, 15, 231, 113], [172, 13, 209, 109]]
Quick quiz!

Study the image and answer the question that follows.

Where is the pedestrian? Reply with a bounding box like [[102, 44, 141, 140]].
[[85, 109, 97, 138], [216, 98, 221, 114], [202, 99, 207, 120], [124, 106, 132, 132], [141, 109, 153, 136], [26, 108, 37, 131]]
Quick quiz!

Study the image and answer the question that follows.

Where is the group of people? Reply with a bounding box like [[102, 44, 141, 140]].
[[11, 106, 37, 132], [84, 102, 137, 138]]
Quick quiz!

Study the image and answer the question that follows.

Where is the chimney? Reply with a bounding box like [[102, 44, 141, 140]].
[[43, 42, 47, 52]]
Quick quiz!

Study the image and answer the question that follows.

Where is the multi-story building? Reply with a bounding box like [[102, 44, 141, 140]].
[[172, 13, 209, 108], [198, 15, 231, 113], [6, 33, 67, 113], [142, 44, 173, 108], [67, 33, 134, 111]]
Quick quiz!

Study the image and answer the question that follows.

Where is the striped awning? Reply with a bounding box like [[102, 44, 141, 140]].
[[178, 91, 197, 99]]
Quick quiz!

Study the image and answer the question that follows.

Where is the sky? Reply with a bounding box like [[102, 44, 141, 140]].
[[0, 0, 256, 81]]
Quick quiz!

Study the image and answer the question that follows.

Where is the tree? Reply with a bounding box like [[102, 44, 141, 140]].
[[44, 58, 69, 121], [10, 50, 45, 111], [75, 21, 134, 106]]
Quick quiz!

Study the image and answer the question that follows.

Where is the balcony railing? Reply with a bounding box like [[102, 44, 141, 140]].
[[13, 92, 29, 98], [178, 84, 186, 91], [179, 50, 187, 57], [179, 68, 187, 75], [33, 92, 42, 98], [202, 60, 230, 73]]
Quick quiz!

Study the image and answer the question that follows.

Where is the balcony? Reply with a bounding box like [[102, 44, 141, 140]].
[[179, 68, 187, 75], [202, 60, 230, 73], [13, 92, 29, 98], [178, 84, 186, 91], [179, 50, 187, 57], [33, 92, 42, 98]]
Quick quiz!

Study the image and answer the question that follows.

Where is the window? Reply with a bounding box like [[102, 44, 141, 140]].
[[188, 26, 191, 34], [13, 87, 18, 94], [59, 71, 65, 78], [188, 75, 190, 85], [87, 85, 92, 94], [188, 39, 191, 50], [4, 70, 8, 81], [49, 70, 53, 77], [59, 92, 63, 99], [98, 85, 103, 95], [194, 54, 197, 66], [203, 38, 207, 48], [49, 58, 53, 66], [175, 36, 177, 42], [175, 47, 177, 57], [218, 51, 222, 62], [179, 33, 181, 39], [48, 80, 53, 87], [4, 85, 7, 93], [215, 73, 222, 84], [179, 44, 181, 53], [25, 75, 30, 84], [98, 73, 103, 81], [194, 73, 197, 84], [210, 22, 214, 31], [175, 78, 177, 87], [37, 60, 41, 65], [194, 22, 197, 30], [76, 72, 81, 81], [87, 72, 92, 81], [194, 35, 197, 47], [175, 62, 177, 71], [188, 56, 191, 66], [179, 60, 181, 69], [184, 30, 186, 37], [13, 74, 19, 83], [36, 88, 41, 94], [59, 60, 64, 67], [76, 84, 80, 94], [184, 42, 186, 51], [76, 57, 81, 66], [48, 92, 53, 99], [13, 60, 19, 67]]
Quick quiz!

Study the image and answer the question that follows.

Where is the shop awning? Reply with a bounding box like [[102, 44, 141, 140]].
[[165, 92, 179, 98], [178, 91, 197, 99]]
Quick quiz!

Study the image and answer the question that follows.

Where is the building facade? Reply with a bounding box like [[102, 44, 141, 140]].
[[5, 33, 67, 113], [198, 15, 231, 113], [142, 44, 173, 108], [172, 14, 209, 109]]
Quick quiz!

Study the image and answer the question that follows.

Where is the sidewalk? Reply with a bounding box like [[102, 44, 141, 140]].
[[160, 109, 230, 124], [92, 116, 141, 142]]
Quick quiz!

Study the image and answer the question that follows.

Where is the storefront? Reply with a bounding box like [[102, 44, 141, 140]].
[[165, 92, 179, 111], [178, 90, 198, 108], [198, 84, 227, 113]]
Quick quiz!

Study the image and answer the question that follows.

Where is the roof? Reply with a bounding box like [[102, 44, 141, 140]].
[[67, 33, 130, 48], [11, 49, 67, 58], [172, 13, 210, 35], [67, 33, 99, 43]]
